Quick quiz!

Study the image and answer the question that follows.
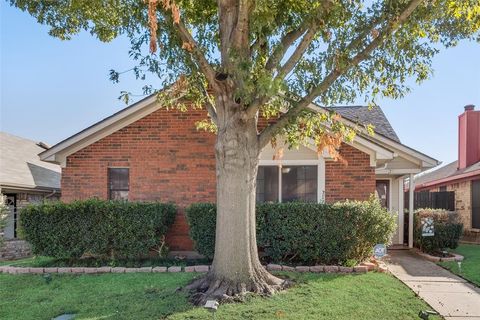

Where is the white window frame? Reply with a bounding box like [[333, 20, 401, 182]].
[[258, 159, 326, 203]]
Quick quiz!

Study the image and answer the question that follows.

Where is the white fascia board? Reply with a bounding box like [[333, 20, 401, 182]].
[[375, 168, 421, 175], [306, 103, 439, 168], [39, 95, 159, 163]]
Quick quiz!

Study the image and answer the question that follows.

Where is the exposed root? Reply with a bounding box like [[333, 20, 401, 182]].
[[185, 269, 292, 306]]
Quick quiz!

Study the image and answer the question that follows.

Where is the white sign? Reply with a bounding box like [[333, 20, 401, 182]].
[[373, 244, 387, 259], [421, 217, 435, 237]]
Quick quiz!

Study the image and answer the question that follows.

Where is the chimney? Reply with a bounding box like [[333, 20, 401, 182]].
[[458, 105, 480, 169]]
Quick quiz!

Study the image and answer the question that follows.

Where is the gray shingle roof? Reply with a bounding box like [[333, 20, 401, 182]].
[[0, 132, 61, 190], [327, 105, 401, 143]]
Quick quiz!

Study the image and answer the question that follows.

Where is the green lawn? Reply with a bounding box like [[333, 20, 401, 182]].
[[0, 255, 210, 268], [0, 272, 439, 320], [439, 244, 480, 286]]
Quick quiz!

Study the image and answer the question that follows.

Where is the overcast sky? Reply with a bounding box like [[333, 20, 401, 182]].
[[1, 4, 479, 166]]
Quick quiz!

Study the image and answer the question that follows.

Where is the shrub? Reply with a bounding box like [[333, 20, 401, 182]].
[[186, 197, 396, 265], [414, 209, 463, 254], [20, 199, 176, 259]]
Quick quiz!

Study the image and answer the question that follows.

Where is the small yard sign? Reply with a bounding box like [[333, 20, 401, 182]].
[[421, 217, 435, 237], [373, 244, 387, 259]]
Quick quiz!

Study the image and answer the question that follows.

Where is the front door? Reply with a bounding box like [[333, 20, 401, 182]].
[[4, 194, 17, 239], [472, 180, 480, 229], [376, 180, 390, 209]]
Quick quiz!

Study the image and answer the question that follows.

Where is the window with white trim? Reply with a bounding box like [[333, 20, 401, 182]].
[[256, 165, 318, 203], [108, 168, 129, 200]]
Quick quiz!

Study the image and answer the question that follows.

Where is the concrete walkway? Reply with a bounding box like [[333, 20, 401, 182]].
[[387, 250, 480, 319]]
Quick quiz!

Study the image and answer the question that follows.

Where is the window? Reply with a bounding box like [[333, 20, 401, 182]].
[[256, 165, 318, 203], [108, 168, 129, 200], [282, 166, 317, 202], [256, 166, 279, 203]]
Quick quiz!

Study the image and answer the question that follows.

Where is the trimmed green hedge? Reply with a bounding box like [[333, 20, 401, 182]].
[[414, 209, 463, 254], [20, 199, 176, 259], [186, 198, 396, 265]]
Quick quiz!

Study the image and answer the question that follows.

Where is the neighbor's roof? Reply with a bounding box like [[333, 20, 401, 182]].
[[329, 106, 400, 143], [415, 160, 480, 189], [0, 132, 61, 191]]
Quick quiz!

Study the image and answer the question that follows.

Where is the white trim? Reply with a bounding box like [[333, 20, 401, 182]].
[[408, 173, 415, 248], [258, 159, 325, 203], [375, 168, 422, 175], [398, 176, 405, 245], [306, 103, 439, 168], [40, 95, 159, 165], [40, 94, 438, 173]]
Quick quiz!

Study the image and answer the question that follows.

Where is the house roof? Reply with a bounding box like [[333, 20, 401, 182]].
[[328, 106, 400, 143], [415, 160, 480, 189], [0, 132, 61, 191], [39, 94, 439, 171]]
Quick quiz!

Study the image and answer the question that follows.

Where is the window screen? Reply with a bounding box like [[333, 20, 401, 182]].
[[108, 168, 129, 200], [281, 166, 317, 202], [256, 166, 279, 203]]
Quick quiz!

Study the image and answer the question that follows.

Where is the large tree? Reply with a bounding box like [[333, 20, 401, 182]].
[[11, 0, 479, 304]]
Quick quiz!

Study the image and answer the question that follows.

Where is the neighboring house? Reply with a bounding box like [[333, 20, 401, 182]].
[[39, 95, 438, 252], [0, 132, 61, 259], [415, 105, 480, 243]]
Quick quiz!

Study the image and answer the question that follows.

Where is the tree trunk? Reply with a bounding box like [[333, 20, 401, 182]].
[[187, 95, 286, 305]]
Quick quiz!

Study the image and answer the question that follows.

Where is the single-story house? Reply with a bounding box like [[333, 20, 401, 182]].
[[38, 95, 439, 252], [415, 105, 480, 243], [0, 132, 61, 259]]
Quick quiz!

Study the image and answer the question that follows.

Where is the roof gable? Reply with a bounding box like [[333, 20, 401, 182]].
[[39, 94, 438, 170]]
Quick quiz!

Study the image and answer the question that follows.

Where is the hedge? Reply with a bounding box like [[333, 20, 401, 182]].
[[186, 198, 396, 265], [414, 209, 463, 254], [20, 199, 176, 259]]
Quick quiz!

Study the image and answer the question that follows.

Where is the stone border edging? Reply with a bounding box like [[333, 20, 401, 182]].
[[0, 261, 386, 275], [414, 249, 464, 263]]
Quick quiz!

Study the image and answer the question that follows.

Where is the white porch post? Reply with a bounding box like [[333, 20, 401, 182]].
[[408, 173, 415, 248]]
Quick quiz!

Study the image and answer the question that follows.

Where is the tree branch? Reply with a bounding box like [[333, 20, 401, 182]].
[[174, 19, 221, 92], [258, 0, 424, 148], [275, 26, 319, 81], [264, 22, 310, 71]]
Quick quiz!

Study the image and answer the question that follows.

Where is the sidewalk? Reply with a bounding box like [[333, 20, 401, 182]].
[[387, 250, 480, 319]]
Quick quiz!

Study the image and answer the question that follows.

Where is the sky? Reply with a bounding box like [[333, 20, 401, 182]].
[[1, 4, 480, 166]]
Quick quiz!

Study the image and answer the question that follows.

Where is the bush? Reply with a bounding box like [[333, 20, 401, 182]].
[[414, 209, 463, 254], [20, 199, 176, 259], [186, 198, 396, 265]]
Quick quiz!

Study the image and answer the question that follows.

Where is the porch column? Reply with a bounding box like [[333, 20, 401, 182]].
[[408, 173, 415, 248]]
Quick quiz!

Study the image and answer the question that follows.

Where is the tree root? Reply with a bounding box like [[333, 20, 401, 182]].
[[185, 269, 292, 306]]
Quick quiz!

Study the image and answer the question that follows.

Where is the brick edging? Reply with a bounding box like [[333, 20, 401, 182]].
[[0, 262, 386, 275], [413, 249, 464, 263]]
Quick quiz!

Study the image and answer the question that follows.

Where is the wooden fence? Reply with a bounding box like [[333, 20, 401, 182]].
[[404, 191, 455, 211]]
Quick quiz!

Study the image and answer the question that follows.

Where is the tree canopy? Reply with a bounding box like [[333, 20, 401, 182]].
[[10, 0, 480, 150]]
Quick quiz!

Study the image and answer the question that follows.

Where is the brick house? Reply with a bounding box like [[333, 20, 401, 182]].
[[415, 105, 480, 243], [39, 95, 438, 252], [0, 132, 61, 259]]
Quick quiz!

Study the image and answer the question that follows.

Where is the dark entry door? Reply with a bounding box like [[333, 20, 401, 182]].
[[5, 194, 17, 239], [472, 180, 480, 229], [376, 180, 390, 209]]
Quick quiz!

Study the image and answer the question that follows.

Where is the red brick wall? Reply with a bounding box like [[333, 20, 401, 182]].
[[325, 143, 375, 202], [62, 108, 375, 251], [62, 108, 217, 251]]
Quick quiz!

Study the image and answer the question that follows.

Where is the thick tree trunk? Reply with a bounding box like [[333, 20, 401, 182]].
[[187, 95, 286, 305]]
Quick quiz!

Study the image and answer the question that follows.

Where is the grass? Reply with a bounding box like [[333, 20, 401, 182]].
[[0, 272, 439, 320], [0, 256, 210, 268], [438, 243, 480, 286]]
